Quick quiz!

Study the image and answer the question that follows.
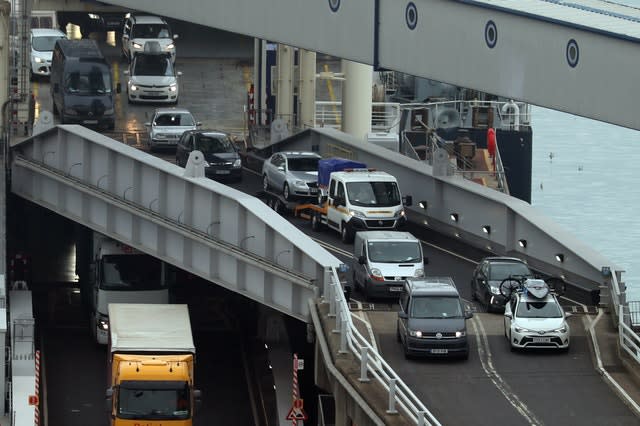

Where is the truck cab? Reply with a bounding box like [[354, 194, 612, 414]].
[[325, 168, 407, 243]]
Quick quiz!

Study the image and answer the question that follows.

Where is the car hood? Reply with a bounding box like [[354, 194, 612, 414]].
[[407, 317, 466, 333], [289, 170, 318, 182], [131, 38, 174, 49], [203, 152, 239, 163], [513, 317, 565, 331], [152, 125, 195, 135], [130, 75, 176, 86], [369, 261, 421, 278]]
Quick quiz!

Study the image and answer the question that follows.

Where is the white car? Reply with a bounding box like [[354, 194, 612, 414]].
[[262, 152, 321, 200], [125, 43, 181, 104], [145, 108, 201, 151], [503, 279, 570, 352], [121, 14, 177, 63], [29, 28, 67, 80]]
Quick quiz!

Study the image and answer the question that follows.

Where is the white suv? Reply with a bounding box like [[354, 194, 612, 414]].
[[121, 15, 177, 63]]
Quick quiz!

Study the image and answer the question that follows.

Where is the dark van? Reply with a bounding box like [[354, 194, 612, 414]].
[[50, 39, 119, 129]]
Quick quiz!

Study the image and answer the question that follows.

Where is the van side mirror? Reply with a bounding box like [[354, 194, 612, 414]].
[[465, 310, 474, 319], [423, 256, 429, 265], [504, 312, 512, 319], [173, 34, 179, 40], [398, 312, 408, 319], [177, 71, 183, 77], [105, 388, 113, 412], [403, 195, 412, 207], [358, 255, 366, 265]]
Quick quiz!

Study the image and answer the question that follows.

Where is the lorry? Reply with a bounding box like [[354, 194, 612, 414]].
[[353, 231, 427, 300], [106, 303, 201, 425], [289, 158, 410, 243], [84, 231, 172, 344]]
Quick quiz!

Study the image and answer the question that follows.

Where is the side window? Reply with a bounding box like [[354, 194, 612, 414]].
[[337, 182, 345, 200], [482, 262, 489, 278], [399, 292, 409, 313], [178, 132, 188, 147], [329, 179, 336, 197], [187, 135, 195, 150]]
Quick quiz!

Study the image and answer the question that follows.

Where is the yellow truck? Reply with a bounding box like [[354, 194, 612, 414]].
[[105, 303, 201, 425]]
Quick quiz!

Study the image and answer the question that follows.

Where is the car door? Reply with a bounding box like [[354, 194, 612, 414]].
[[355, 241, 367, 286], [176, 132, 190, 166], [270, 154, 285, 189], [326, 179, 345, 229], [476, 261, 490, 304], [504, 295, 517, 336], [398, 291, 410, 344]]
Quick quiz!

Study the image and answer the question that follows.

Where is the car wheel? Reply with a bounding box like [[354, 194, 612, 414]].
[[340, 222, 354, 244], [363, 279, 371, 301], [508, 330, 516, 352], [396, 325, 402, 343], [352, 270, 360, 291], [403, 342, 411, 360], [262, 175, 269, 191], [311, 213, 323, 231], [283, 183, 291, 201], [485, 297, 493, 314]]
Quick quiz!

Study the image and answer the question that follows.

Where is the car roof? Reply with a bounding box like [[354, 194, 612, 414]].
[[483, 256, 528, 264], [517, 292, 557, 304], [189, 129, 229, 137], [276, 151, 322, 159], [356, 231, 418, 242], [31, 28, 66, 37], [154, 107, 192, 115], [404, 277, 459, 297], [132, 15, 167, 24]]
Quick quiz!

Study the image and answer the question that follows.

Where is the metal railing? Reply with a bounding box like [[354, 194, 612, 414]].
[[321, 268, 441, 426], [315, 101, 401, 133], [611, 271, 640, 363]]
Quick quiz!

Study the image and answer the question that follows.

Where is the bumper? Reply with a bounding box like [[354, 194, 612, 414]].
[[510, 330, 570, 349], [405, 336, 469, 357], [348, 214, 407, 231], [31, 61, 51, 76], [62, 115, 115, 128], [365, 279, 404, 298], [150, 137, 179, 148], [128, 90, 178, 103], [205, 167, 243, 180]]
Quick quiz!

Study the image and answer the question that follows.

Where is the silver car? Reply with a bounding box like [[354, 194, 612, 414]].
[[262, 152, 321, 200], [145, 108, 201, 151]]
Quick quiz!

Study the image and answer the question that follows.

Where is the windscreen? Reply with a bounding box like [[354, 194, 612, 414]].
[[132, 24, 171, 39], [196, 135, 235, 154], [64, 64, 113, 94], [154, 113, 194, 126], [287, 157, 319, 172], [346, 181, 401, 207], [132, 54, 174, 77], [516, 299, 563, 318], [367, 241, 421, 263], [489, 262, 531, 281], [410, 296, 462, 318], [32, 35, 65, 52], [118, 382, 190, 420], [100, 255, 164, 291]]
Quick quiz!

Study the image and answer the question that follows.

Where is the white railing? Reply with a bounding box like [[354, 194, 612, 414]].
[[613, 269, 640, 363], [315, 101, 401, 133], [321, 268, 441, 426]]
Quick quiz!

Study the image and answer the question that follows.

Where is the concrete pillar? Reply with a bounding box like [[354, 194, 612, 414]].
[[0, 2, 10, 113], [298, 49, 316, 129], [276, 43, 295, 130], [341, 59, 372, 142]]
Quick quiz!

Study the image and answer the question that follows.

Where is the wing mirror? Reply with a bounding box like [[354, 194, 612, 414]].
[[358, 255, 366, 265], [398, 312, 408, 319], [402, 195, 412, 207]]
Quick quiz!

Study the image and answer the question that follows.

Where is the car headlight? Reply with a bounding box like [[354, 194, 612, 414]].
[[349, 210, 366, 218], [553, 325, 568, 333], [233, 159, 242, 168], [490, 285, 501, 295], [65, 108, 78, 115], [88, 13, 100, 19], [34, 57, 43, 63], [132, 42, 142, 49], [514, 326, 532, 333], [455, 330, 466, 338], [408, 329, 422, 338], [414, 268, 424, 278], [130, 84, 138, 91], [399, 210, 405, 217], [370, 268, 384, 281], [293, 180, 306, 187], [166, 43, 175, 49], [169, 84, 177, 92]]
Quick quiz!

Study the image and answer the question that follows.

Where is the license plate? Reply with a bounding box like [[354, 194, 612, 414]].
[[431, 348, 448, 354], [532, 337, 551, 343], [309, 188, 318, 193], [83, 120, 98, 124], [389, 286, 403, 292], [215, 170, 230, 175]]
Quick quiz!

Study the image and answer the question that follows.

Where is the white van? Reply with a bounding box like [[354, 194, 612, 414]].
[[353, 231, 426, 300]]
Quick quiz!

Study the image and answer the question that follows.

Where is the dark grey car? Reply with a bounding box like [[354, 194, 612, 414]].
[[176, 130, 243, 182], [470, 257, 532, 313]]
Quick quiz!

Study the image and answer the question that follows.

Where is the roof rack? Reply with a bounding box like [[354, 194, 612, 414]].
[[498, 275, 564, 300]]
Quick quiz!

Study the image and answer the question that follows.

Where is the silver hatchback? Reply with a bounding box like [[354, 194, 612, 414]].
[[145, 108, 200, 151], [262, 152, 321, 200]]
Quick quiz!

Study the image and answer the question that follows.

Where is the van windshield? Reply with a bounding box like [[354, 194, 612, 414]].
[[367, 241, 421, 263], [346, 182, 401, 207], [132, 54, 174, 77], [100, 255, 165, 291], [64, 64, 112, 94], [410, 296, 462, 319], [118, 381, 190, 420], [32, 35, 65, 52]]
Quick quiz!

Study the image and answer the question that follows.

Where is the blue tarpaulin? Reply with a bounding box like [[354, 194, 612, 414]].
[[317, 158, 367, 187]]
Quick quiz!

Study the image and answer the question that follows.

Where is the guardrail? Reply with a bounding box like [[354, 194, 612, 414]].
[[322, 268, 441, 426], [612, 270, 640, 363]]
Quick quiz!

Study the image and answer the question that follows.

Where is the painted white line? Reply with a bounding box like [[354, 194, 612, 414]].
[[470, 316, 543, 426]]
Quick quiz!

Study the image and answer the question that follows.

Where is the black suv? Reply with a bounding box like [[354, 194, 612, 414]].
[[176, 130, 242, 182], [471, 257, 533, 313]]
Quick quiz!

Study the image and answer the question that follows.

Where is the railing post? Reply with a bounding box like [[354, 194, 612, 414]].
[[418, 411, 427, 426], [339, 311, 348, 354], [620, 304, 625, 348], [359, 346, 370, 382], [387, 378, 398, 414], [328, 282, 336, 318], [332, 294, 342, 333]]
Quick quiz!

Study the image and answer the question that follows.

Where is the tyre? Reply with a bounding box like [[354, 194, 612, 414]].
[[396, 326, 402, 343], [311, 213, 322, 231], [471, 281, 478, 301], [262, 175, 269, 191], [340, 222, 354, 244], [363, 280, 371, 301], [283, 183, 291, 201]]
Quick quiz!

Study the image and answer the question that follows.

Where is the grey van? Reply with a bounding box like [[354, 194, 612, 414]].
[[397, 277, 473, 359], [50, 39, 120, 130]]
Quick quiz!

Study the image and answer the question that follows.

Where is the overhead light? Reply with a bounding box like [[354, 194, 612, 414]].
[[482, 225, 491, 234], [418, 200, 428, 210], [555, 253, 564, 262], [450, 213, 458, 222], [518, 239, 527, 248]]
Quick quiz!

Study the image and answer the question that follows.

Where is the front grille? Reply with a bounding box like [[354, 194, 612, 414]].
[[419, 332, 458, 338], [307, 182, 318, 188], [383, 276, 407, 281], [365, 219, 395, 228], [138, 84, 169, 89], [519, 336, 563, 346], [140, 95, 169, 100]]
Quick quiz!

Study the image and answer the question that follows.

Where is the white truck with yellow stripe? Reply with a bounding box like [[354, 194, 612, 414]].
[[301, 158, 408, 243]]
